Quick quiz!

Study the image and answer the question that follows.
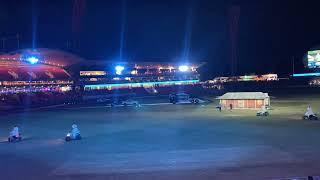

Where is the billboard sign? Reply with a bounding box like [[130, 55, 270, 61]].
[[308, 50, 320, 68]]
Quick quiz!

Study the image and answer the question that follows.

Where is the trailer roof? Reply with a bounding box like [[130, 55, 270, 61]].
[[217, 92, 269, 100]]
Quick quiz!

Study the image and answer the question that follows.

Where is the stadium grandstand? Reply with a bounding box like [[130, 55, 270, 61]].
[[0, 47, 206, 107], [77, 61, 205, 100], [0, 48, 82, 108]]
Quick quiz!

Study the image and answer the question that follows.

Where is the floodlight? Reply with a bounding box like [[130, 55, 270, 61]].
[[27, 57, 39, 64], [178, 65, 189, 72], [115, 65, 124, 75]]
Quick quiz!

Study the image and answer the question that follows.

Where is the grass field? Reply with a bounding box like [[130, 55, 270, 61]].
[[1, 94, 320, 180]]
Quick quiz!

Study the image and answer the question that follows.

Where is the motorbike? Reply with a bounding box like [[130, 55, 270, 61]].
[[256, 111, 269, 116], [65, 132, 81, 142]]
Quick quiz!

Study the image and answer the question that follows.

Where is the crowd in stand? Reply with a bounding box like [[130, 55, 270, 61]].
[[0, 91, 79, 110], [0, 84, 213, 111], [82, 84, 211, 99]]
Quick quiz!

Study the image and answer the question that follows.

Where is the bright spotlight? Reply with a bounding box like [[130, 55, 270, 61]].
[[178, 65, 189, 72], [27, 57, 39, 64], [115, 65, 124, 75]]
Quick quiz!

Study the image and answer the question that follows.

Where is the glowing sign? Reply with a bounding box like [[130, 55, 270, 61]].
[[60, 86, 72, 92], [293, 73, 320, 77], [80, 71, 106, 76], [84, 79, 199, 90], [308, 50, 320, 68]]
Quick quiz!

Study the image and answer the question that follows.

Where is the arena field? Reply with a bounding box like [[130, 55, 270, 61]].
[[1, 94, 320, 180]]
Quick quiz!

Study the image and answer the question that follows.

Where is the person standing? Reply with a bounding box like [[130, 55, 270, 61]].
[[217, 103, 222, 112]]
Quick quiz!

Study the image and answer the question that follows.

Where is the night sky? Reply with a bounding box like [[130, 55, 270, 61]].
[[1, 0, 320, 78]]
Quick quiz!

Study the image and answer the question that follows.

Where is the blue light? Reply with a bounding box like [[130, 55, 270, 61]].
[[84, 79, 199, 90], [115, 65, 124, 75], [179, 65, 189, 72], [293, 73, 320, 77], [27, 57, 39, 64]]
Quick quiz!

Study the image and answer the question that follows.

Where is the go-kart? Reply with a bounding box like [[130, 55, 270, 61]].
[[8, 134, 22, 142], [65, 133, 82, 142], [303, 114, 318, 120], [256, 111, 269, 116]]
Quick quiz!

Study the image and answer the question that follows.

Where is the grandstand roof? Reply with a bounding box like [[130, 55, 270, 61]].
[[0, 60, 71, 81], [0, 48, 84, 67], [80, 61, 205, 69], [0, 48, 77, 81]]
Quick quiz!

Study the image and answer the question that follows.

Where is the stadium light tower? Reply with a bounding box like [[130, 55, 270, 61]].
[[115, 65, 125, 75], [178, 65, 189, 72], [27, 57, 39, 64]]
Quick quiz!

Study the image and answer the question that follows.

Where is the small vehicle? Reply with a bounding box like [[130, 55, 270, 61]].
[[303, 114, 318, 120], [256, 105, 269, 116], [65, 132, 82, 142], [8, 134, 22, 142], [169, 93, 204, 104], [97, 98, 110, 103], [190, 98, 201, 104], [121, 99, 140, 107], [256, 111, 269, 116], [216, 105, 222, 111]]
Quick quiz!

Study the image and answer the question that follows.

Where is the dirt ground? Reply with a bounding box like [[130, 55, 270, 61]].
[[1, 94, 320, 180]]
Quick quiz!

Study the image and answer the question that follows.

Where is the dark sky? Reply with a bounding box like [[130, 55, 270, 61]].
[[1, 0, 320, 78]]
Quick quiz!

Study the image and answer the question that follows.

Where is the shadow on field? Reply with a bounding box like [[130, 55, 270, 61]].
[[0, 136, 34, 144], [0, 153, 54, 180]]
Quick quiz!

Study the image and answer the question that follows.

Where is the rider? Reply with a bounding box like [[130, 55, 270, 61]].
[[305, 105, 315, 118], [10, 125, 20, 139], [71, 124, 80, 139]]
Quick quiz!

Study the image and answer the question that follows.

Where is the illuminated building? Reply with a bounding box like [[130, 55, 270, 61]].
[[217, 92, 270, 109], [206, 74, 278, 85], [0, 48, 81, 94], [78, 62, 204, 90], [0, 48, 205, 94]]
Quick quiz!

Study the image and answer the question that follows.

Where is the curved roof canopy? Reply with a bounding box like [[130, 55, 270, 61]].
[[0, 48, 84, 67]]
